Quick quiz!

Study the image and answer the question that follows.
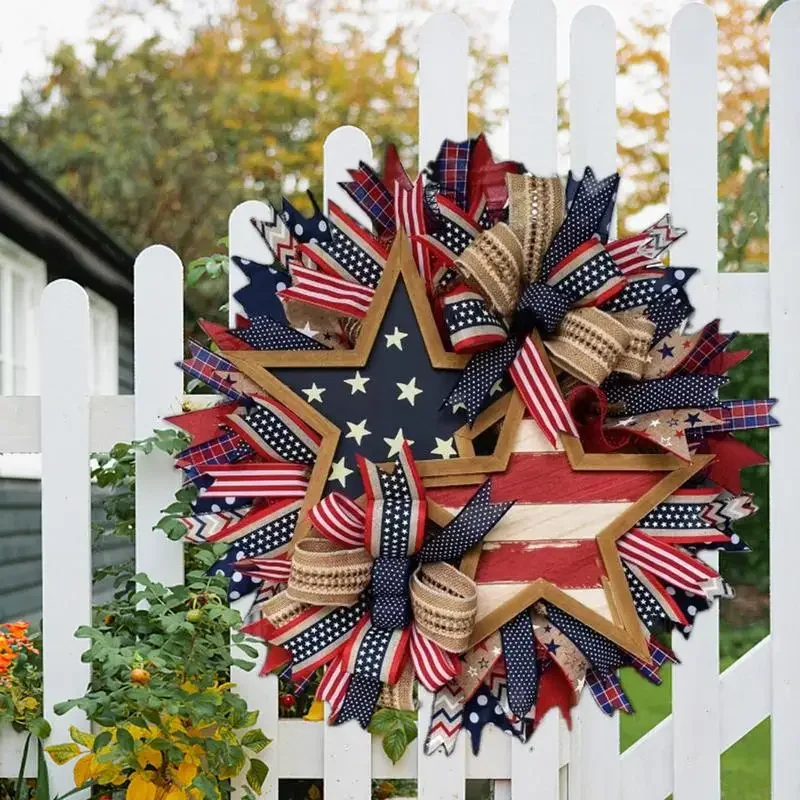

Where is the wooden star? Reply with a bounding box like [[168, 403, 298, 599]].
[[223, 235, 526, 542]]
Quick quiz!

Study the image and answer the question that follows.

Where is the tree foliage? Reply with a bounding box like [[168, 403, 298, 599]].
[[616, 0, 769, 270], [0, 0, 502, 263]]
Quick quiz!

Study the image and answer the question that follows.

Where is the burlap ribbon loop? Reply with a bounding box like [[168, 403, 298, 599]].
[[410, 562, 477, 653], [448, 177, 655, 387], [281, 539, 478, 653], [286, 538, 372, 606]]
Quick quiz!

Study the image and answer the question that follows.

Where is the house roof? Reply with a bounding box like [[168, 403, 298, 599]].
[[0, 139, 135, 308]]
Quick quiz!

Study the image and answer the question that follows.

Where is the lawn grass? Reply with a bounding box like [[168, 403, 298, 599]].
[[620, 623, 770, 799]]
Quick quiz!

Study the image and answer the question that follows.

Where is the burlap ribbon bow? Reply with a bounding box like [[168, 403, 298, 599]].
[[252, 444, 513, 727], [443, 168, 656, 424]]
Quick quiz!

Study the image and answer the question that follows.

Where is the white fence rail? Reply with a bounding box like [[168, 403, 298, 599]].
[[1, 1, 795, 797]]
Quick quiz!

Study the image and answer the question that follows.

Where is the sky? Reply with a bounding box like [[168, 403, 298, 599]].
[[0, 0, 692, 115]]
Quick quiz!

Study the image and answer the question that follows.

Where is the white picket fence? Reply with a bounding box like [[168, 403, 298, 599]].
[[1, 1, 798, 797]]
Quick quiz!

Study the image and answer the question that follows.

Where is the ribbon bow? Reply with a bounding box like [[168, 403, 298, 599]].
[[248, 443, 513, 728], [443, 168, 672, 444]]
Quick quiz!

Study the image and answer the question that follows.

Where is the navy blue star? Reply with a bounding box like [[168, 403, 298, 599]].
[[266, 275, 466, 497], [546, 640, 561, 654], [685, 412, 702, 427], [657, 343, 675, 360]]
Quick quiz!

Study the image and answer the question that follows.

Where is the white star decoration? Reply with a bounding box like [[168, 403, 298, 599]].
[[384, 428, 414, 458], [343, 371, 370, 394], [384, 326, 408, 350], [615, 417, 636, 427], [489, 378, 504, 396], [345, 419, 371, 445], [329, 457, 353, 487], [396, 377, 423, 406], [301, 383, 326, 404], [431, 437, 457, 459], [297, 321, 320, 340]]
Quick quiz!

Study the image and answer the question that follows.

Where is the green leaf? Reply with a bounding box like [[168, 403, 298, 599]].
[[246, 758, 269, 793], [44, 743, 81, 765], [35, 738, 50, 800], [192, 775, 218, 798], [29, 717, 51, 739], [14, 733, 32, 800], [93, 731, 112, 752], [240, 729, 270, 753], [381, 725, 416, 765], [116, 727, 135, 753]]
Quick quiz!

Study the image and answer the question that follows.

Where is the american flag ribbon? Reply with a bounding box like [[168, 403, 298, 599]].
[[231, 315, 329, 351], [359, 441, 426, 558], [410, 626, 461, 692], [606, 213, 687, 274], [509, 335, 579, 448], [263, 599, 370, 679], [226, 395, 320, 466], [309, 492, 366, 548], [236, 554, 293, 583], [278, 264, 374, 319], [617, 529, 722, 598], [394, 175, 431, 284], [300, 202, 388, 289], [194, 462, 309, 499], [317, 654, 351, 719], [633, 486, 728, 545], [340, 161, 397, 236], [442, 284, 508, 353]]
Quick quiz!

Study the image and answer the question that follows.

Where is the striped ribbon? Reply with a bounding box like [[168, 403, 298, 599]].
[[278, 264, 375, 319]]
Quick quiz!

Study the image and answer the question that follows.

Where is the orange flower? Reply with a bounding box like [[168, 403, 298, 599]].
[[4, 622, 30, 640]]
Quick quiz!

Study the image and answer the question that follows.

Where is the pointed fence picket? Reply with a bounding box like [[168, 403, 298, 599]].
[[0, 0, 795, 797]]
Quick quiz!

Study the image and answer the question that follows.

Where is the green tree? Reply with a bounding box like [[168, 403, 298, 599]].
[[0, 0, 502, 265]]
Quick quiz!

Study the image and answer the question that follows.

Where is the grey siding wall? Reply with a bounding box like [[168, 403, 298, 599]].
[[0, 479, 134, 621], [118, 316, 133, 394]]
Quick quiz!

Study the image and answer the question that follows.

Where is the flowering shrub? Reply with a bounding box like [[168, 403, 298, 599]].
[[0, 622, 48, 739], [45, 571, 269, 800]]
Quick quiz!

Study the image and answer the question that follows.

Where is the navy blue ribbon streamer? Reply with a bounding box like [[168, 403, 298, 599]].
[[501, 611, 539, 719], [604, 374, 728, 416]]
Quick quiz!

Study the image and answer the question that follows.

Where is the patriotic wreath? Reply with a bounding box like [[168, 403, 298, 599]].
[[165, 135, 777, 755]]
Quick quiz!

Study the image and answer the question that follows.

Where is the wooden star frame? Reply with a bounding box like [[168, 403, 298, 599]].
[[223, 235, 525, 542]]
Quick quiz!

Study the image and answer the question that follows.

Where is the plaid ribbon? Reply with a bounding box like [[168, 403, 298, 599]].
[[175, 429, 253, 470], [340, 161, 396, 235], [586, 669, 633, 714], [687, 398, 779, 438], [179, 343, 251, 403], [677, 322, 738, 374], [626, 638, 678, 685], [430, 139, 472, 210]]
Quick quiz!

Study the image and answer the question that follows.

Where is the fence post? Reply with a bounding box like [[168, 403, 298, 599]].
[[503, 2, 562, 798], [40, 280, 92, 795], [134, 245, 184, 584], [567, 7, 620, 800], [228, 200, 281, 800], [417, 13, 470, 800], [668, 7, 721, 799], [321, 125, 375, 800], [418, 12, 468, 171], [770, 3, 800, 797]]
